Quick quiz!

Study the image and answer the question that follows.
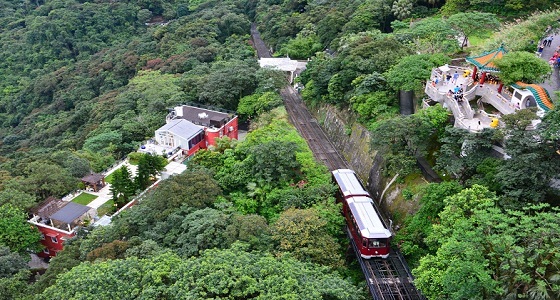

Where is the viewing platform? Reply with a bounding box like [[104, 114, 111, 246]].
[[425, 64, 549, 132]]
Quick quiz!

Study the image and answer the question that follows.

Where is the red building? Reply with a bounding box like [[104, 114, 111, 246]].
[[28, 197, 96, 258], [152, 105, 238, 158]]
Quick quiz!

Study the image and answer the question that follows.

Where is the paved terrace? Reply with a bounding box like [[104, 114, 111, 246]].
[[425, 65, 519, 132]]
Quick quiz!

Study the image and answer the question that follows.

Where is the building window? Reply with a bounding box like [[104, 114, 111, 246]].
[[51, 236, 58, 244], [43, 248, 50, 255], [40, 233, 45, 240], [188, 131, 205, 149]]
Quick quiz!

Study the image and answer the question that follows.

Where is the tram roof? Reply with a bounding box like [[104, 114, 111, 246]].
[[332, 169, 369, 197], [347, 196, 392, 239]]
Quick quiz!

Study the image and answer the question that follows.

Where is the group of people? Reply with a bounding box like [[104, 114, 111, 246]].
[[447, 84, 464, 102], [548, 46, 560, 67], [537, 35, 555, 57]]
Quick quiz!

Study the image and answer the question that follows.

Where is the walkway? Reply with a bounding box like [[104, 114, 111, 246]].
[[86, 162, 137, 209], [539, 31, 560, 102]]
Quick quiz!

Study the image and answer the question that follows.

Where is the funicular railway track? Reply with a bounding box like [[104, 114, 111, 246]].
[[280, 86, 347, 171], [251, 23, 272, 59], [252, 25, 425, 300]]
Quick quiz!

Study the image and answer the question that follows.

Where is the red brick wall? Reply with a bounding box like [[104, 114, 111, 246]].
[[205, 116, 239, 147], [36, 225, 75, 258]]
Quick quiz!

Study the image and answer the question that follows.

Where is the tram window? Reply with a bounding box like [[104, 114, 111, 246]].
[[369, 239, 387, 248]]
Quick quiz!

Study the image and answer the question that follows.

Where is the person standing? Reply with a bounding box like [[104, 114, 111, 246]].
[[537, 43, 545, 57], [452, 71, 459, 84]]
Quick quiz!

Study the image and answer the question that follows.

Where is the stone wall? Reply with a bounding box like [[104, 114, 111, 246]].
[[314, 105, 385, 199]]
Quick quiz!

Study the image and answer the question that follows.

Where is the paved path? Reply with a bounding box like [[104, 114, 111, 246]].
[[539, 32, 560, 101]]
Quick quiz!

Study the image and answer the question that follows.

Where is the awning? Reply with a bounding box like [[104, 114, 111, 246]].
[[45, 233, 58, 237], [466, 45, 507, 72], [438, 64, 451, 72]]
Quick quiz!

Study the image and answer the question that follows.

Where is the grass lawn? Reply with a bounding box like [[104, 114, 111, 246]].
[[97, 199, 115, 216], [72, 193, 98, 205], [104, 172, 115, 184]]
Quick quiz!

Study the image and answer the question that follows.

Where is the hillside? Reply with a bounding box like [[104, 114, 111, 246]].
[[0, 0, 559, 299]]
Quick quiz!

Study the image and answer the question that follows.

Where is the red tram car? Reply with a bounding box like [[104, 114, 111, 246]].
[[332, 169, 392, 259]]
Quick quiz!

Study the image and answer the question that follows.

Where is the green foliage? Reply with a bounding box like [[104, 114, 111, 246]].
[[40, 246, 363, 299], [272, 208, 344, 269], [414, 185, 560, 300], [371, 104, 449, 176], [446, 12, 500, 49], [245, 140, 302, 184], [147, 207, 231, 257], [479, 9, 560, 52], [0, 205, 41, 254], [0, 188, 37, 210], [0, 246, 28, 279], [350, 91, 398, 124], [32, 242, 82, 294], [127, 152, 145, 165], [86, 240, 131, 262], [0, 268, 31, 300], [493, 109, 560, 208], [493, 51, 552, 85], [436, 127, 497, 183], [278, 29, 323, 59], [110, 166, 136, 207], [237, 92, 283, 120], [442, 0, 557, 17], [385, 53, 450, 92], [23, 160, 77, 199], [134, 154, 166, 190], [393, 17, 459, 54], [395, 181, 463, 265]]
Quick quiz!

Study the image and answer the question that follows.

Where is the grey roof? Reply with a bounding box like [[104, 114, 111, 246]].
[[93, 215, 112, 227], [347, 196, 392, 239], [157, 119, 203, 141], [50, 202, 90, 224], [179, 106, 232, 128], [81, 172, 104, 184], [259, 57, 305, 72], [332, 169, 369, 198]]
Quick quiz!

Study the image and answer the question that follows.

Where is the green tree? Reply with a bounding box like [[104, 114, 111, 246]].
[[243, 140, 302, 185], [436, 127, 496, 183], [110, 166, 136, 207], [396, 17, 458, 54], [134, 154, 166, 190], [395, 181, 463, 265], [0, 246, 28, 279], [144, 168, 222, 218], [237, 92, 283, 120], [279, 30, 323, 59], [446, 12, 500, 49], [0, 205, 41, 254], [385, 53, 450, 93], [0, 188, 37, 210], [494, 109, 560, 207], [272, 208, 343, 268], [86, 240, 131, 262], [391, 0, 414, 20], [40, 246, 364, 299], [23, 161, 77, 199], [493, 51, 552, 85], [371, 104, 449, 176], [415, 185, 560, 300], [147, 208, 231, 257]]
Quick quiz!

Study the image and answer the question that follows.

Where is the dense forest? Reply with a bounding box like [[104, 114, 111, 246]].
[[0, 0, 559, 299]]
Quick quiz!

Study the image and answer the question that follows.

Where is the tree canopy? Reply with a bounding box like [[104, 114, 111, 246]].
[[40, 246, 365, 300]]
